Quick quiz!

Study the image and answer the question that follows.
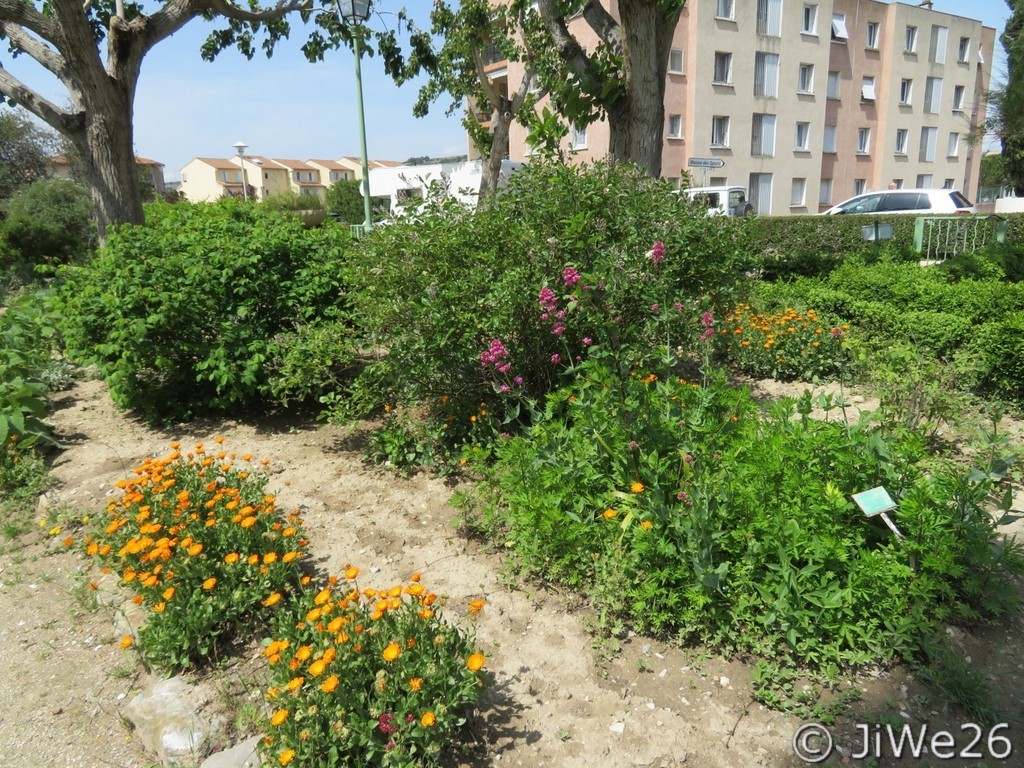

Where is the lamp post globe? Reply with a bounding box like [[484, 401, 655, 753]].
[[337, 0, 370, 23], [233, 141, 249, 202]]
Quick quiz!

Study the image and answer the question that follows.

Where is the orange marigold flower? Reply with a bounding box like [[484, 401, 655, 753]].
[[308, 659, 327, 677], [225, 553, 239, 564], [640, 520, 653, 530], [285, 676, 305, 691], [282, 552, 298, 563], [630, 482, 645, 494], [152, 602, 166, 613], [247, 554, 260, 565], [421, 711, 436, 727], [468, 599, 486, 615], [270, 709, 289, 727], [314, 588, 332, 605], [282, 527, 296, 538], [295, 646, 312, 662], [603, 508, 617, 519], [203, 577, 217, 590], [119, 635, 133, 649], [278, 749, 295, 766], [467, 653, 486, 672], [63, 536, 74, 547], [263, 592, 282, 608], [419, 609, 434, 620], [187, 543, 203, 556], [306, 608, 322, 622], [240, 516, 257, 529], [321, 675, 339, 693], [382, 642, 401, 662], [344, 566, 359, 580], [264, 552, 278, 565], [409, 677, 423, 692], [162, 587, 175, 601]]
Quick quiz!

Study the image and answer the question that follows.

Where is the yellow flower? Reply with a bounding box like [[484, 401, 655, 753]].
[[321, 675, 339, 693], [152, 601, 166, 613], [603, 508, 617, 520], [409, 677, 423, 692], [382, 642, 401, 662], [630, 482, 645, 494], [308, 659, 327, 677], [285, 676, 305, 691], [119, 635, 133, 649], [225, 552, 239, 564], [467, 653, 486, 672], [278, 749, 295, 766], [421, 711, 436, 727], [162, 587, 175, 601], [270, 709, 289, 727], [344, 566, 359, 580], [263, 592, 282, 607], [295, 645, 312, 661], [203, 577, 217, 590], [640, 520, 653, 530], [263, 552, 278, 565], [240, 516, 257, 528], [187, 543, 203, 556]]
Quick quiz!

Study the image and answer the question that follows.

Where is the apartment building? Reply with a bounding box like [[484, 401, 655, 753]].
[[496, 0, 994, 215]]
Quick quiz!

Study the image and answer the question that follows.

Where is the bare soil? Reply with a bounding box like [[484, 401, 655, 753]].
[[1, 377, 1022, 768]]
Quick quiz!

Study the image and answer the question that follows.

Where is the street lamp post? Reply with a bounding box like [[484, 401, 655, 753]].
[[336, 0, 373, 233], [233, 141, 249, 202]]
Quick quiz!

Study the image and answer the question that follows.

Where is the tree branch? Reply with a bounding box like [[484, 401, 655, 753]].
[[534, 0, 592, 80], [0, 65, 80, 134], [205, 0, 310, 24], [50, 0, 107, 82], [0, 0, 57, 43], [471, 40, 501, 109], [580, 0, 619, 50], [0, 22, 69, 80], [135, 0, 206, 57]]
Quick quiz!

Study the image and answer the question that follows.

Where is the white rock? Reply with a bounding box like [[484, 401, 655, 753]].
[[123, 676, 228, 767], [609, 722, 625, 734], [200, 735, 263, 768], [719, 676, 730, 688]]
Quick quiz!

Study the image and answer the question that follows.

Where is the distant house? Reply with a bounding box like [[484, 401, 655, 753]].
[[368, 159, 524, 213], [272, 159, 326, 202], [50, 154, 166, 193], [307, 159, 354, 186]]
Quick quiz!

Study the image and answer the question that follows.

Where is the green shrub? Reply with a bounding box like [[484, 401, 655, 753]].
[[56, 200, 352, 422], [344, 161, 753, 461], [267, 319, 359, 407], [264, 190, 326, 211], [967, 313, 1024, 401], [470, 354, 1023, 670], [2, 178, 95, 267]]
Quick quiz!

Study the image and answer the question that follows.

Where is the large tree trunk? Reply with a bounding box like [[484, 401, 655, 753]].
[[607, 1, 682, 176], [76, 86, 144, 237]]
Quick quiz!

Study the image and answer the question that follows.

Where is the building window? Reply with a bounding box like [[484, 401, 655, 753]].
[[947, 132, 960, 157], [827, 71, 841, 99], [905, 25, 918, 53], [917, 173, 934, 188], [866, 22, 880, 50], [754, 52, 780, 98], [943, 178, 956, 189], [899, 78, 913, 105], [716, 0, 734, 20], [713, 52, 733, 84], [795, 122, 810, 150], [920, 126, 937, 162], [924, 76, 943, 114], [751, 113, 777, 157], [895, 128, 909, 155], [571, 124, 588, 149], [666, 115, 682, 140], [181, 173, 188, 183], [712, 115, 731, 147], [710, 176, 728, 187], [749, 172, 773, 214], [892, 178, 904, 189], [831, 13, 849, 42], [930, 25, 948, 64], [958, 36, 971, 63], [802, 4, 818, 34], [791, 178, 807, 206], [798, 63, 814, 94], [819, 178, 833, 205], [756, 0, 782, 36], [862, 76, 876, 102], [853, 179, 867, 196], [823, 124, 837, 153], [953, 85, 965, 112], [668, 48, 684, 74], [857, 127, 871, 154]]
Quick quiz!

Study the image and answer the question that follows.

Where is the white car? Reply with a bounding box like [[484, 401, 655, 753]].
[[822, 188, 975, 215], [675, 186, 753, 217]]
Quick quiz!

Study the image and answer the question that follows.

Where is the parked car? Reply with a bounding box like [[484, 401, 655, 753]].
[[822, 188, 975, 215], [675, 186, 753, 217]]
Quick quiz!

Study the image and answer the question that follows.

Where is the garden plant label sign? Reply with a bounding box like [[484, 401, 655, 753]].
[[852, 486, 905, 541]]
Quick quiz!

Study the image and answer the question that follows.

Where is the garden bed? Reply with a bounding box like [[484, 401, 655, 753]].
[[2, 376, 1021, 768]]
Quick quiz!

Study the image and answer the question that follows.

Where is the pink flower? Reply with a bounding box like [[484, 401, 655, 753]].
[[552, 323, 565, 335], [700, 312, 714, 328], [539, 287, 558, 312], [647, 241, 666, 267], [700, 328, 714, 342], [673, 302, 683, 310], [499, 385, 511, 393], [550, 354, 560, 364], [514, 376, 524, 385], [582, 337, 592, 346], [628, 440, 638, 450], [651, 304, 659, 311], [563, 267, 582, 288]]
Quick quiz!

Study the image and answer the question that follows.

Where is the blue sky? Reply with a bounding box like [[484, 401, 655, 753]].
[[2, 0, 1016, 180]]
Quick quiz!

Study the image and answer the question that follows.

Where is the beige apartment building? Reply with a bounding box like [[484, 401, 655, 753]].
[[495, 0, 994, 215]]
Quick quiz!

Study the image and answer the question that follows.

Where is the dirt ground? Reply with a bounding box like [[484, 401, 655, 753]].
[[1, 377, 1022, 768]]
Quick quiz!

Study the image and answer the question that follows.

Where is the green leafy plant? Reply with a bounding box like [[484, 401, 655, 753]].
[[56, 199, 353, 422], [1, 177, 96, 269], [259, 569, 488, 767]]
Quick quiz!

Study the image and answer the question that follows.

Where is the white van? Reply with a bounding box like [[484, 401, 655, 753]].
[[676, 186, 753, 217]]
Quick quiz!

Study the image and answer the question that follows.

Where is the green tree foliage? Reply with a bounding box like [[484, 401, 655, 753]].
[[326, 179, 366, 223], [0, 109, 57, 201], [2, 178, 96, 267], [995, 1, 1024, 191]]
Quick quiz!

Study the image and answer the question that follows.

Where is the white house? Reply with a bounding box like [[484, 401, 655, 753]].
[[367, 159, 525, 213]]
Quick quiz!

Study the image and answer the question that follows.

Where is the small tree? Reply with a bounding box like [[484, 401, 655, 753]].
[[0, 109, 58, 200], [2, 178, 96, 265], [993, 0, 1024, 192], [326, 179, 366, 223]]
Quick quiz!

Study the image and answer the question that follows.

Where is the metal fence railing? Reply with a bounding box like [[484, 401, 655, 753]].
[[913, 215, 1007, 261]]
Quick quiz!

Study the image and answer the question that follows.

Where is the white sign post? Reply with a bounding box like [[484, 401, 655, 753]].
[[687, 157, 726, 187]]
